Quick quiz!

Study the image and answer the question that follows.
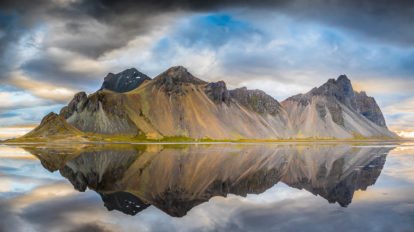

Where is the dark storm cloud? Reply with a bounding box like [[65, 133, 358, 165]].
[[45, 0, 414, 48], [1, 0, 411, 85], [1, 0, 412, 79], [0, 202, 24, 232], [282, 0, 414, 47], [65, 223, 113, 232], [52, 0, 414, 47], [19, 191, 112, 232], [21, 54, 102, 89], [2, 0, 413, 60]]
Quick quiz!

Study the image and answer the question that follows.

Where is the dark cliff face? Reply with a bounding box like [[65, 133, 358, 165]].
[[59, 90, 138, 135], [311, 75, 357, 110], [205, 81, 231, 104], [58, 149, 139, 192], [60, 92, 88, 119], [100, 68, 151, 93], [230, 87, 282, 116], [355, 91, 387, 127]]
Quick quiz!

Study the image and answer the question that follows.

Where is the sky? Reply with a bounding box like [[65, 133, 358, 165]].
[[0, 0, 413, 137]]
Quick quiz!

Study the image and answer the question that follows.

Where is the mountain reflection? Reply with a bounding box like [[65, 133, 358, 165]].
[[22, 144, 391, 217]]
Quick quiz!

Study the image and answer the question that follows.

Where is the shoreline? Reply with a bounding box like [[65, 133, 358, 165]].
[[1, 138, 412, 146]]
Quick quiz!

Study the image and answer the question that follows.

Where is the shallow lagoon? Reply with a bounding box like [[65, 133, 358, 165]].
[[0, 142, 413, 232]]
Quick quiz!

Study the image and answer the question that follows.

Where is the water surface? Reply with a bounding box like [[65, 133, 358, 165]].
[[0, 142, 413, 232]]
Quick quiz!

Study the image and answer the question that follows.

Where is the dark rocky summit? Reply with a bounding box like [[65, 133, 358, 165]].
[[100, 68, 151, 93], [154, 66, 207, 94], [100, 192, 150, 216]]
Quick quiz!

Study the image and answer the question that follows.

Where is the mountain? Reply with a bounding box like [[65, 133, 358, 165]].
[[27, 144, 391, 217], [14, 66, 397, 142], [281, 75, 396, 139]]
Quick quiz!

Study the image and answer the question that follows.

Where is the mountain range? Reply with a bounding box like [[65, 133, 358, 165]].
[[14, 66, 397, 142]]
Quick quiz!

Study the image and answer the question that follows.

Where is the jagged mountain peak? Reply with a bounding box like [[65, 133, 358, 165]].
[[153, 66, 208, 95], [282, 74, 392, 137], [311, 74, 354, 98], [100, 67, 151, 93]]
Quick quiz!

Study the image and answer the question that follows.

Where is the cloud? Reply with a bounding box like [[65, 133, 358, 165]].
[[0, 201, 27, 232], [8, 71, 77, 102], [0, 104, 64, 126], [65, 223, 113, 232], [0, 71, 75, 127], [0, 90, 49, 110]]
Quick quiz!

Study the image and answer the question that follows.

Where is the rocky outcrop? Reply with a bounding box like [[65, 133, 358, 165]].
[[59, 92, 87, 119], [230, 87, 282, 116], [100, 68, 151, 93], [205, 81, 230, 104]]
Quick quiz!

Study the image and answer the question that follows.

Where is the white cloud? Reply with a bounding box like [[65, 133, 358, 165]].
[[8, 71, 76, 103], [0, 91, 48, 110]]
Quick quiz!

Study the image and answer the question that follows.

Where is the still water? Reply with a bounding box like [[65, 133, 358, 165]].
[[0, 142, 413, 232]]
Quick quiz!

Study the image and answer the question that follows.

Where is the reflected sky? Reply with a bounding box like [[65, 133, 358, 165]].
[[0, 143, 413, 232]]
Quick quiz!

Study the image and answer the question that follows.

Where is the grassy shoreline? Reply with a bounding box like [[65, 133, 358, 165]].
[[1, 134, 410, 145]]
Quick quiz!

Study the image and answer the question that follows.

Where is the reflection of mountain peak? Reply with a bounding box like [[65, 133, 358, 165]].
[[287, 154, 387, 207], [28, 144, 391, 217], [100, 192, 150, 216]]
